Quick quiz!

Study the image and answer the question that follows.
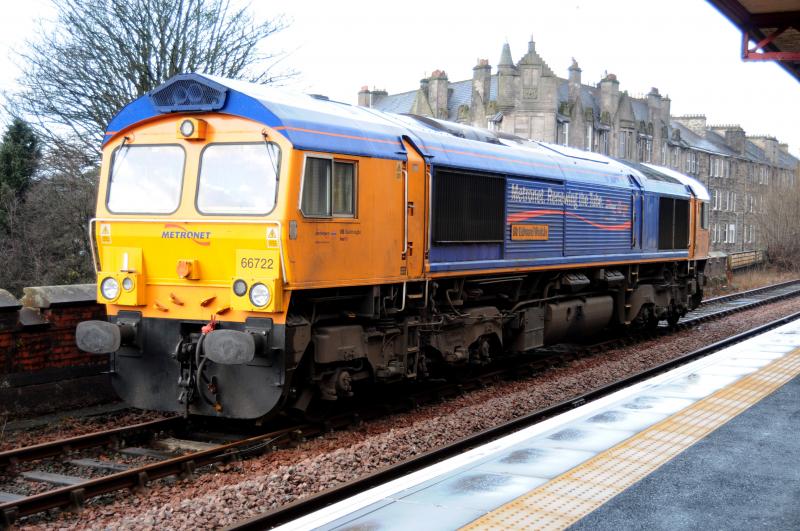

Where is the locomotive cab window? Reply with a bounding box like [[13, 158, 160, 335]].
[[300, 156, 356, 217], [197, 143, 280, 214], [107, 144, 185, 214]]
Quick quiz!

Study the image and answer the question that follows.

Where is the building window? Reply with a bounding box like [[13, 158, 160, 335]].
[[710, 156, 730, 178], [557, 121, 569, 146], [585, 124, 593, 151], [728, 223, 736, 244], [598, 130, 609, 155], [619, 130, 634, 159], [712, 189, 719, 211], [661, 142, 667, 165], [638, 137, 652, 163], [685, 151, 698, 174], [301, 157, 357, 218]]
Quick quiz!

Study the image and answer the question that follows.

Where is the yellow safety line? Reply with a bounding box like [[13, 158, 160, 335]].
[[462, 346, 800, 530]]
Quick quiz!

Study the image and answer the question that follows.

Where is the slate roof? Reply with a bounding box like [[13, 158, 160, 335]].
[[556, 81, 601, 125], [778, 149, 798, 169], [370, 90, 417, 114], [671, 122, 735, 156], [630, 99, 649, 123], [704, 130, 739, 155], [370, 76, 498, 122]]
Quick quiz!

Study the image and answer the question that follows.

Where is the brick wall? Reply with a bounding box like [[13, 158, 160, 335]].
[[1, 285, 117, 417], [1, 304, 107, 376]]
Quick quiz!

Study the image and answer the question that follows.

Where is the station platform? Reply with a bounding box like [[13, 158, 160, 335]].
[[278, 318, 800, 530]]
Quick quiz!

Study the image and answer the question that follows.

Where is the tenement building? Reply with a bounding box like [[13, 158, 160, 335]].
[[357, 38, 800, 254]]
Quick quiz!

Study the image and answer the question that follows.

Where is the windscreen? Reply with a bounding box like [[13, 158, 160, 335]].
[[197, 143, 280, 214], [107, 145, 185, 213]]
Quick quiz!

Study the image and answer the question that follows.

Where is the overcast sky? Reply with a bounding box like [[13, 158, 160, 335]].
[[1, 0, 797, 156]]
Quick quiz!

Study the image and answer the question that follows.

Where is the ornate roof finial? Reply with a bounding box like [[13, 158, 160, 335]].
[[499, 42, 513, 66]]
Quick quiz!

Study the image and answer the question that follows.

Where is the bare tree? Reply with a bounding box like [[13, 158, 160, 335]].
[[11, 0, 293, 155], [753, 183, 800, 271], [0, 138, 98, 296]]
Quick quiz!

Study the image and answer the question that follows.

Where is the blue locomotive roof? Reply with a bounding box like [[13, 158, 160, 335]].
[[104, 73, 694, 199]]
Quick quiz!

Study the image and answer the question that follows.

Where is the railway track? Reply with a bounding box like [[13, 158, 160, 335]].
[[229, 309, 800, 530], [1, 279, 799, 528], [679, 279, 800, 325]]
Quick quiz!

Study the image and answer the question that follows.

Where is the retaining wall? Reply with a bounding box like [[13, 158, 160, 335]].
[[0, 285, 117, 418]]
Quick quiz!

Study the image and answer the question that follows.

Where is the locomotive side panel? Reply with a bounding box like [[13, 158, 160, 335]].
[[563, 180, 633, 257], [505, 177, 565, 260], [282, 152, 410, 289]]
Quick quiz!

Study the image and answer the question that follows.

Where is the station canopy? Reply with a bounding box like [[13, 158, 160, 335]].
[[708, 0, 800, 81]]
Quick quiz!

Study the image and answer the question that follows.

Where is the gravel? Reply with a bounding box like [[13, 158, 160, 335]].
[[17, 297, 800, 530]]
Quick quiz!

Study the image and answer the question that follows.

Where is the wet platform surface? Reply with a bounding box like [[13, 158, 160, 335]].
[[278, 318, 800, 530]]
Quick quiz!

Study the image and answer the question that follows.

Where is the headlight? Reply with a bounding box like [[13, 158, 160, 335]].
[[101, 277, 120, 300], [180, 119, 194, 137], [233, 279, 248, 297], [249, 283, 271, 307], [122, 277, 134, 291]]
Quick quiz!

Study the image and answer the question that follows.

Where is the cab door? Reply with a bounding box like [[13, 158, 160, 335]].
[[628, 174, 644, 250], [402, 139, 427, 279]]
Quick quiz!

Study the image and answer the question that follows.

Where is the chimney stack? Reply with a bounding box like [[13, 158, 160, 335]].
[[599, 73, 619, 119], [673, 114, 707, 136], [428, 70, 449, 120], [568, 58, 581, 102], [357, 86, 370, 107]]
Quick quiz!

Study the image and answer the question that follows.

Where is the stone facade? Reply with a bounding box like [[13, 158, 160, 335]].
[[358, 38, 800, 254]]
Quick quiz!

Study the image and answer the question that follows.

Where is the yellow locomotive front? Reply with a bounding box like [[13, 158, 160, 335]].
[[78, 110, 293, 418]]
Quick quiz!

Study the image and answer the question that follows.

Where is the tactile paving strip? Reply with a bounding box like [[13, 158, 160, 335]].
[[461, 347, 800, 530]]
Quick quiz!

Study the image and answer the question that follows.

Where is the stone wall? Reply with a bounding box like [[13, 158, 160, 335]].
[[0, 285, 116, 418]]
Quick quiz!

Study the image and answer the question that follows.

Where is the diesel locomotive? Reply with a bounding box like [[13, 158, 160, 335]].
[[76, 74, 709, 419]]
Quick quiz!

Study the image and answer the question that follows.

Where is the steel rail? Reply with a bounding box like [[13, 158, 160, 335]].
[[700, 278, 799, 305], [228, 310, 800, 530], [0, 417, 182, 472], [681, 279, 800, 327]]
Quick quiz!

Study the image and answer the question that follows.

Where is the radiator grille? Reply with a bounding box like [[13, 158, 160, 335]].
[[433, 170, 505, 243]]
